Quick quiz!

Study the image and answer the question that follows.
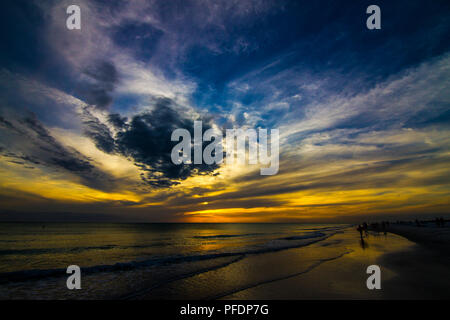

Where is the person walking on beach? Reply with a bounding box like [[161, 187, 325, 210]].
[[357, 225, 364, 239]]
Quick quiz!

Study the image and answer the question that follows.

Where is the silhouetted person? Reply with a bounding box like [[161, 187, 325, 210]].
[[360, 238, 367, 250], [357, 225, 363, 239]]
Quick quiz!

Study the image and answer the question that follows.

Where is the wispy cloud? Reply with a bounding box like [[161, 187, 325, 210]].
[[0, 0, 449, 221]]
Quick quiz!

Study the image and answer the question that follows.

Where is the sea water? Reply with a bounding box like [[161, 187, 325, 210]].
[[0, 222, 349, 299]]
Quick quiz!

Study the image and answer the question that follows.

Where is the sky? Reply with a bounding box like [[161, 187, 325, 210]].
[[0, 0, 449, 223]]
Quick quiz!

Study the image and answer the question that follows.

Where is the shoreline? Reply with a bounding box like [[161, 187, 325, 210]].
[[1, 225, 450, 299], [219, 227, 450, 299], [135, 226, 450, 299]]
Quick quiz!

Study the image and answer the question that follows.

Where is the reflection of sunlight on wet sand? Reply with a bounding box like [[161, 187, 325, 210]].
[[223, 228, 417, 299], [137, 227, 419, 300]]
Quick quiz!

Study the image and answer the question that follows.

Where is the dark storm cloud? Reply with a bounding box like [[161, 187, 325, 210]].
[[83, 98, 220, 187], [1, 152, 41, 166], [0, 115, 26, 135], [82, 107, 116, 154], [22, 115, 67, 151], [0, 113, 117, 191], [48, 155, 94, 172], [107, 113, 128, 130], [0, 116, 15, 130], [77, 61, 118, 109]]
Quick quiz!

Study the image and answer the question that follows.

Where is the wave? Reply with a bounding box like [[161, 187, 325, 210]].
[[0, 243, 167, 257], [0, 239, 37, 243], [277, 232, 325, 241], [120, 255, 246, 300], [193, 233, 265, 239], [0, 245, 117, 256], [0, 230, 337, 284], [301, 225, 350, 232]]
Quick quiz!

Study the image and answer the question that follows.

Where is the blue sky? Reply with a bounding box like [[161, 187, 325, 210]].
[[0, 0, 449, 222]]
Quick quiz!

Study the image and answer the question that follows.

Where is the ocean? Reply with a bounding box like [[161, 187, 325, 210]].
[[0, 222, 350, 299]]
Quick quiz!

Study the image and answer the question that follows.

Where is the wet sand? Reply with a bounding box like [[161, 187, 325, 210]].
[[137, 227, 450, 299]]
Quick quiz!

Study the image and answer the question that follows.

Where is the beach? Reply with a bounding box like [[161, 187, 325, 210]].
[[0, 223, 449, 299], [223, 226, 450, 299], [137, 226, 450, 300]]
